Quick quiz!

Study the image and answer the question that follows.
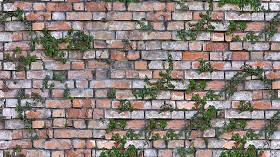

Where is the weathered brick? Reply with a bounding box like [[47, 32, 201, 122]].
[[45, 140, 71, 150], [172, 12, 192, 20], [47, 3, 72, 11], [204, 42, 228, 52], [162, 41, 188, 50]]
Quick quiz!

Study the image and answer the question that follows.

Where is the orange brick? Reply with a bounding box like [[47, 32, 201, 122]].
[[32, 22, 44, 31], [135, 61, 147, 70], [204, 42, 228, 52], [183, 52, 209, 60], [32, 121, 45, 129]]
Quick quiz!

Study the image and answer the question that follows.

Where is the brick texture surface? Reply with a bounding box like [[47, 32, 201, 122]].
[[0, 0, 280, 157]]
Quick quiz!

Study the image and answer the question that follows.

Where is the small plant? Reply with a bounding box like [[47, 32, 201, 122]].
[[136, 20, 153, 35], [221, 64, 275, 99], [197, 59, 214, 74], [145, 119, 168, 131], [100, 133, 143, 157], [260, 111, 280, 139], [217, 119, 247, 137], [186, 79, 208, 93], [4, 144, 26, 157], [232, 35, 242, 41], [108, 88, 116, 99], [53, 71, 67, 83], [177, 0, 189, 11], [219, 133, 263, 157], [63, 86, 72, 100], [163, 129, 182, 140], [106, 119, 127, 133], [31, 28, 68, 63], [159, 101, 175, 113], [243, 31, 260, 42], [126, 129, 140, 140], [177, 142, 196, 157], [0, 8, 31, 30], [31, 92, 45, 103], [259, 13, 280, 41], [41, 75, 54, 92], [151, 133, 161, 140], [237, 101, 254, 113], [132, 55, 177, 99], [6, 47, 37, 71], [218, 0, 267, 12], [189, 93, 218, 131], [226, 21, 247, 35], [117, 100, 134, 113], [66, 29, 93, 52], [14, 144, 23, 153], [177, 11, 216, 41], [64, 122, 68, 128]]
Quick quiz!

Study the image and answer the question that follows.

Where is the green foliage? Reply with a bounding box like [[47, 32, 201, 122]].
[[260, 111, 280, 139], [151, 133, 161, 140], [221, 64, 274, 99], [4, 144, 26, 157], [42, 75, 54, 91], [220, 133, 263, 157], [191, 90, 220, 107], [186, 79, 208, 93], [0, 8, 31, 29], [63, 87, 71, 100], [53, 71, 67, 83], [15, 89, 38, 140], [31, 92, 45, 103], [100, 144, 142, 157], [177, 12, 215, 41], [136, 20, 153, 35], [231, 35, 242, 41], [197, 59, 214, 74], [108, 88, 116, 99], [6, 47, 37, 71], [159, 101, 176, 113], [226, 21, 247, 35], [14, 144, 23, 153], [106, 119, 127, 133], [132, 55, 176, 99], [259, 13, 280, 41], [100, 133, 143, 157], [31, 28, 67, 63], [218, 0, 266, 11], [243, 31, 260, 42], [66, 29, 93, 52], [148, 119, 167, 130], [117, 100, 134, 113], [237, 101, 254, 113], [246, 129, 260, 140], [104, 0, 138, 2], [217, 119, 247, 137], [163, 129, 182, 140], [177, 0, 214, 40], [190, 93, 218, 131], [16, 55, 37, 71], [177, 0, 189, 11], [177, 142, 196, 157], [126, 129, 140, 140], [31, 28, 93, 63]]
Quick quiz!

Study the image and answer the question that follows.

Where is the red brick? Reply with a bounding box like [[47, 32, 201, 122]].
[[204, 42, 228, 51], [183, 52, 209, 60], [47, 3, 72, 11], [45, 140, 71, 150]]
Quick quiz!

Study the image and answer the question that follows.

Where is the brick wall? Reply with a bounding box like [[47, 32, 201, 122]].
[[0, 0, 280, 157]]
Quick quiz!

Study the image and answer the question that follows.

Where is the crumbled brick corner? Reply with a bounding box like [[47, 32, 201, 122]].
[[0, 0, 280, 157]]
